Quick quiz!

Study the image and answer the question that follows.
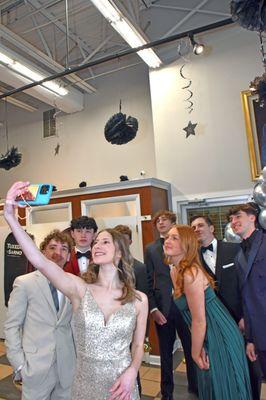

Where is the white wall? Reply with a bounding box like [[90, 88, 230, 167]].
[[149, 26, 261, 197], [0, 63, 156, 195], [0, 26, 262, 200]]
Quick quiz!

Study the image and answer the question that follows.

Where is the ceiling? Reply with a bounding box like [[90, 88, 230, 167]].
[[0, 0, 233, 112]]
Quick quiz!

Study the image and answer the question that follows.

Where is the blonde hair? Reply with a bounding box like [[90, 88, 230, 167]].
[[82, 229, 140, 304], [167, 224, 215, 298]]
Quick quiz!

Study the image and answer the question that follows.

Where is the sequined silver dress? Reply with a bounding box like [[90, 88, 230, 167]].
[[71, 288, 140, 400]]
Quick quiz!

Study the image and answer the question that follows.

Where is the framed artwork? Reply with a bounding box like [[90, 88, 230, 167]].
[[241, 90, 266, 180]]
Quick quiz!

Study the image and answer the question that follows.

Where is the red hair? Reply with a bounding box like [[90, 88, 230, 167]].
[[167, 224, 215, 297]]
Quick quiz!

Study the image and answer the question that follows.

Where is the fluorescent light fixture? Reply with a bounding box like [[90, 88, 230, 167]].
[[0, 51, 68, 96], [90, 0, 162, 68], [0, 52, 13, 65]]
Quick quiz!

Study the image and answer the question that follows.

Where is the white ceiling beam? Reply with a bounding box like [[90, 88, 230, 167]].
[[0, 91, 38, 112], [25, 0, 94, 60], [79, 35, 113, 66], [83, 61, 141, 82], [162, 0, 210, 38], [21, 2, 90, 61], [151, 4, 230, 17], [58, 42, 77, 65], [29, 13, 53, 59], [0, 24, 96, 93], [124, 0, 138, 23], [0, 65, 84, 113], [55, 33, 87, 61], [18, 1, 92, 31], [6, 0, 62, 27]]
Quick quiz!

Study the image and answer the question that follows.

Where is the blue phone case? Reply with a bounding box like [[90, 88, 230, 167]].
[[18, 184, 53, 206]]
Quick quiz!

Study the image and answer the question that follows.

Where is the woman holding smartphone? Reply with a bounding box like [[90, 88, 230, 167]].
[[163, 224, 252, 400], [4, 181, 148, 400]]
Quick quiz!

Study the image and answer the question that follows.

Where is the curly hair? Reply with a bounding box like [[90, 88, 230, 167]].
[[114, 224, 132, 240], [152, 210, 176, 226], [82, 228, 140, 304], [40, 229, 73, 252], [166, 224, 215, 298]]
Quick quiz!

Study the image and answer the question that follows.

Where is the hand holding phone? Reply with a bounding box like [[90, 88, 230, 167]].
[[16, 184, 53, 206]]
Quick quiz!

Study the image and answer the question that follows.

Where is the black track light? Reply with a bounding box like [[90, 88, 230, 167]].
[[189, 34, 205, 55]]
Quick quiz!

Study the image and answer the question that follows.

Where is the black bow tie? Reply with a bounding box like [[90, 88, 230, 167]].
[[76, 250, 91, 259], [201, 243, 213, 253]]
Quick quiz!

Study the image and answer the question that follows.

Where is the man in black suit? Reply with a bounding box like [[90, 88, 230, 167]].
[[229, 203, 266, 381], [190, 215, 242, 321], [145, 211, 197, 400], [191, 214, 262, 399]]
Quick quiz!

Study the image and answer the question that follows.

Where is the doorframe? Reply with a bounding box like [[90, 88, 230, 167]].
[[26, 202, 72, 225], [81, 194, 143, 258]]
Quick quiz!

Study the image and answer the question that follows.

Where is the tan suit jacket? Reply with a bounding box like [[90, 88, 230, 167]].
[[4, 270, 76, 389]]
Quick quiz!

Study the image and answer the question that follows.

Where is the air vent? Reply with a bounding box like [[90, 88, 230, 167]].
[[43, 109, 56, 138]]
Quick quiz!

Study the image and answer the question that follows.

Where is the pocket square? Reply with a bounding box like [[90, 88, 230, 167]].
[[222, 263, 234, 269]]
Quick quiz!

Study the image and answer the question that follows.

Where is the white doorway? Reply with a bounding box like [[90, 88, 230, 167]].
[[81, 194, 143, 261]]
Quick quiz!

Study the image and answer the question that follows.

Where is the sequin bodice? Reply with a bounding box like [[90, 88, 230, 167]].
[[71, 287, 139, 400]]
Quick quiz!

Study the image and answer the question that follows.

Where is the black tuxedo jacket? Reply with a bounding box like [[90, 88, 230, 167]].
[[145, 239, 173, 317], [235, 230, 266, 349], [133, 258, 148, 295], [200, 240, 242, 321]]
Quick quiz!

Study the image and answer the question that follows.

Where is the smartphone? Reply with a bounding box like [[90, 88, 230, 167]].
[[16, 184, 53, 206]]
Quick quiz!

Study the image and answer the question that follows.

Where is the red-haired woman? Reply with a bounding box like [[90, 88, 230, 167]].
[[164, 224, 252, 400]]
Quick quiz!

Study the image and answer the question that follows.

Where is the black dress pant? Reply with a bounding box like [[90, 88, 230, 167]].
[[248, 358, 262, 400], [257, 350, 266, 381], [155, 300, 197, 398]]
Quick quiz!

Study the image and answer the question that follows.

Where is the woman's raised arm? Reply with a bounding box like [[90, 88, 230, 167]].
[[4, 181, 85, 305]]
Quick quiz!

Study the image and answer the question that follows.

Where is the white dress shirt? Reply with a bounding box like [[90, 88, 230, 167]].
[[202, 238, 217, 275], [75, 247, 90, 273]]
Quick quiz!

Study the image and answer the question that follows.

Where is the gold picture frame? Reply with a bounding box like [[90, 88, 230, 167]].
[[241, 90, 266, 180]]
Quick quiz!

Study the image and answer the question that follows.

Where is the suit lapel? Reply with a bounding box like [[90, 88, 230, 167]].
[[35, 271, 58, 317], [71, 251, 79, 274], [236, 249, 247, 289], [57, 295, 69, 321], [199, 251, 215, 280], [245, 230, 263, 281], [156, 239, 169, 268], [156, 239, 164, 257], [215, 241, 223, 287]]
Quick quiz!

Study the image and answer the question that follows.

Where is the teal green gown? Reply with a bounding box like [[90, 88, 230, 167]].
[[174, 286, 252, 400]]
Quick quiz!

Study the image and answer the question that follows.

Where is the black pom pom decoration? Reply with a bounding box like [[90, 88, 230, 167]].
[[120, 175, 129, 181], [104, 112, 138, 145], [79, 181, 87, 188], [231, 0, 266, 31], [0, 146, 22, 170]]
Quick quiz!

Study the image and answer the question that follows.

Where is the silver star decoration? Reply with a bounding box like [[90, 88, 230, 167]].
[[182, 121, 197, 138], [54, 143, 60, 155]]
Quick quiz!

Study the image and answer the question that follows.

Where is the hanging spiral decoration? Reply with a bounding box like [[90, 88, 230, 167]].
[[178, 43, 194, 114]]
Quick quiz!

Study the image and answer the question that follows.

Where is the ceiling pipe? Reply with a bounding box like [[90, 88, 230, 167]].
[[0, 18, 234, 100]]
